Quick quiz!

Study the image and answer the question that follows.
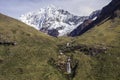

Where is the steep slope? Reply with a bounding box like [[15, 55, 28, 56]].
[[0, 13, 66, 80], [70, 0, 120, 36]]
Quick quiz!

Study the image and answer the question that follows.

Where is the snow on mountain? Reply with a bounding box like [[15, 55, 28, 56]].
[[20, 5, 88, 37]]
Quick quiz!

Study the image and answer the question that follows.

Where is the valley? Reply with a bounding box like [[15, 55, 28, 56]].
[[0, 0, 120, 80]]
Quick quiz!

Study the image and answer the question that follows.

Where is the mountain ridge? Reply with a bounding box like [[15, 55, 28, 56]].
[[69, 0, 120, 36], [20, 5, 100, 37]]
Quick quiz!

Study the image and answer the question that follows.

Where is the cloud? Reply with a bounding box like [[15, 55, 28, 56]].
[[52, 0, 112, 16], [0, 0, 112, 18]]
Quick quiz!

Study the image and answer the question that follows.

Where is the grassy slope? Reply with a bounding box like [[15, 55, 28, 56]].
[[0, 13, 120, 80], [56, 17, 120, 80], [0, 13, 65, 80], [72, 17, 120, 80]]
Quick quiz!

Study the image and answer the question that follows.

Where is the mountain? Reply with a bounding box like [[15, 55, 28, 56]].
[[69, 0, 120, 36], [0, 0, 120, 79], [20, 5, 100, 37], [20, 5, 86, 37]]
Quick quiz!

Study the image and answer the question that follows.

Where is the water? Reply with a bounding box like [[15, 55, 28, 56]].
[[67, 61, 71, 74]]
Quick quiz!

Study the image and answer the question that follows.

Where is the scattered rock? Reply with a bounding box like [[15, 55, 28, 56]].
[[58, 43, 107, 56], [17, 68, 23, 74], [0, 41, 17, 46], [0, 57, 4, 63]]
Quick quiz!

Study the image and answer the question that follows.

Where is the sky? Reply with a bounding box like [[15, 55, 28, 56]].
[[0, 0, 112, 19]]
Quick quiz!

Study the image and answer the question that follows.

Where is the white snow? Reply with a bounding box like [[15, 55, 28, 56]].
[[20, 5, 93, 36]]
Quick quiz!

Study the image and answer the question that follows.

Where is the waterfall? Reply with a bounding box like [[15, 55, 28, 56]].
[[67, 58, 71, 74]]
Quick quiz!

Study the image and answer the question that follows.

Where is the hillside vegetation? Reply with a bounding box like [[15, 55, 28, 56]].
[[0, 13, 65, 80], [56, 16, 120, 80], [0, 13, 120, 80], [72, 16, 120, 80]]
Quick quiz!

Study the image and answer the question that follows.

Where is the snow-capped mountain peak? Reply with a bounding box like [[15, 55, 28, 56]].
[[20, 5, 88, 36], [20, 5, 99, 37]]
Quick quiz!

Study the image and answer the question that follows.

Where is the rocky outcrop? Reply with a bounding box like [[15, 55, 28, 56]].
[[58, 43, 107, 56], [47, 29, 59, 37]]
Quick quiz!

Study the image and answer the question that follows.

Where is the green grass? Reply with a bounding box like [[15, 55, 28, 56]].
[[0, 13, 120, 80], [0, 13, 64, 80], [72, 17, 120, 80]]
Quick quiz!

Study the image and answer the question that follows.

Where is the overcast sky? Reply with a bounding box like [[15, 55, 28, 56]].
[[0, 0, 112, 19]]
